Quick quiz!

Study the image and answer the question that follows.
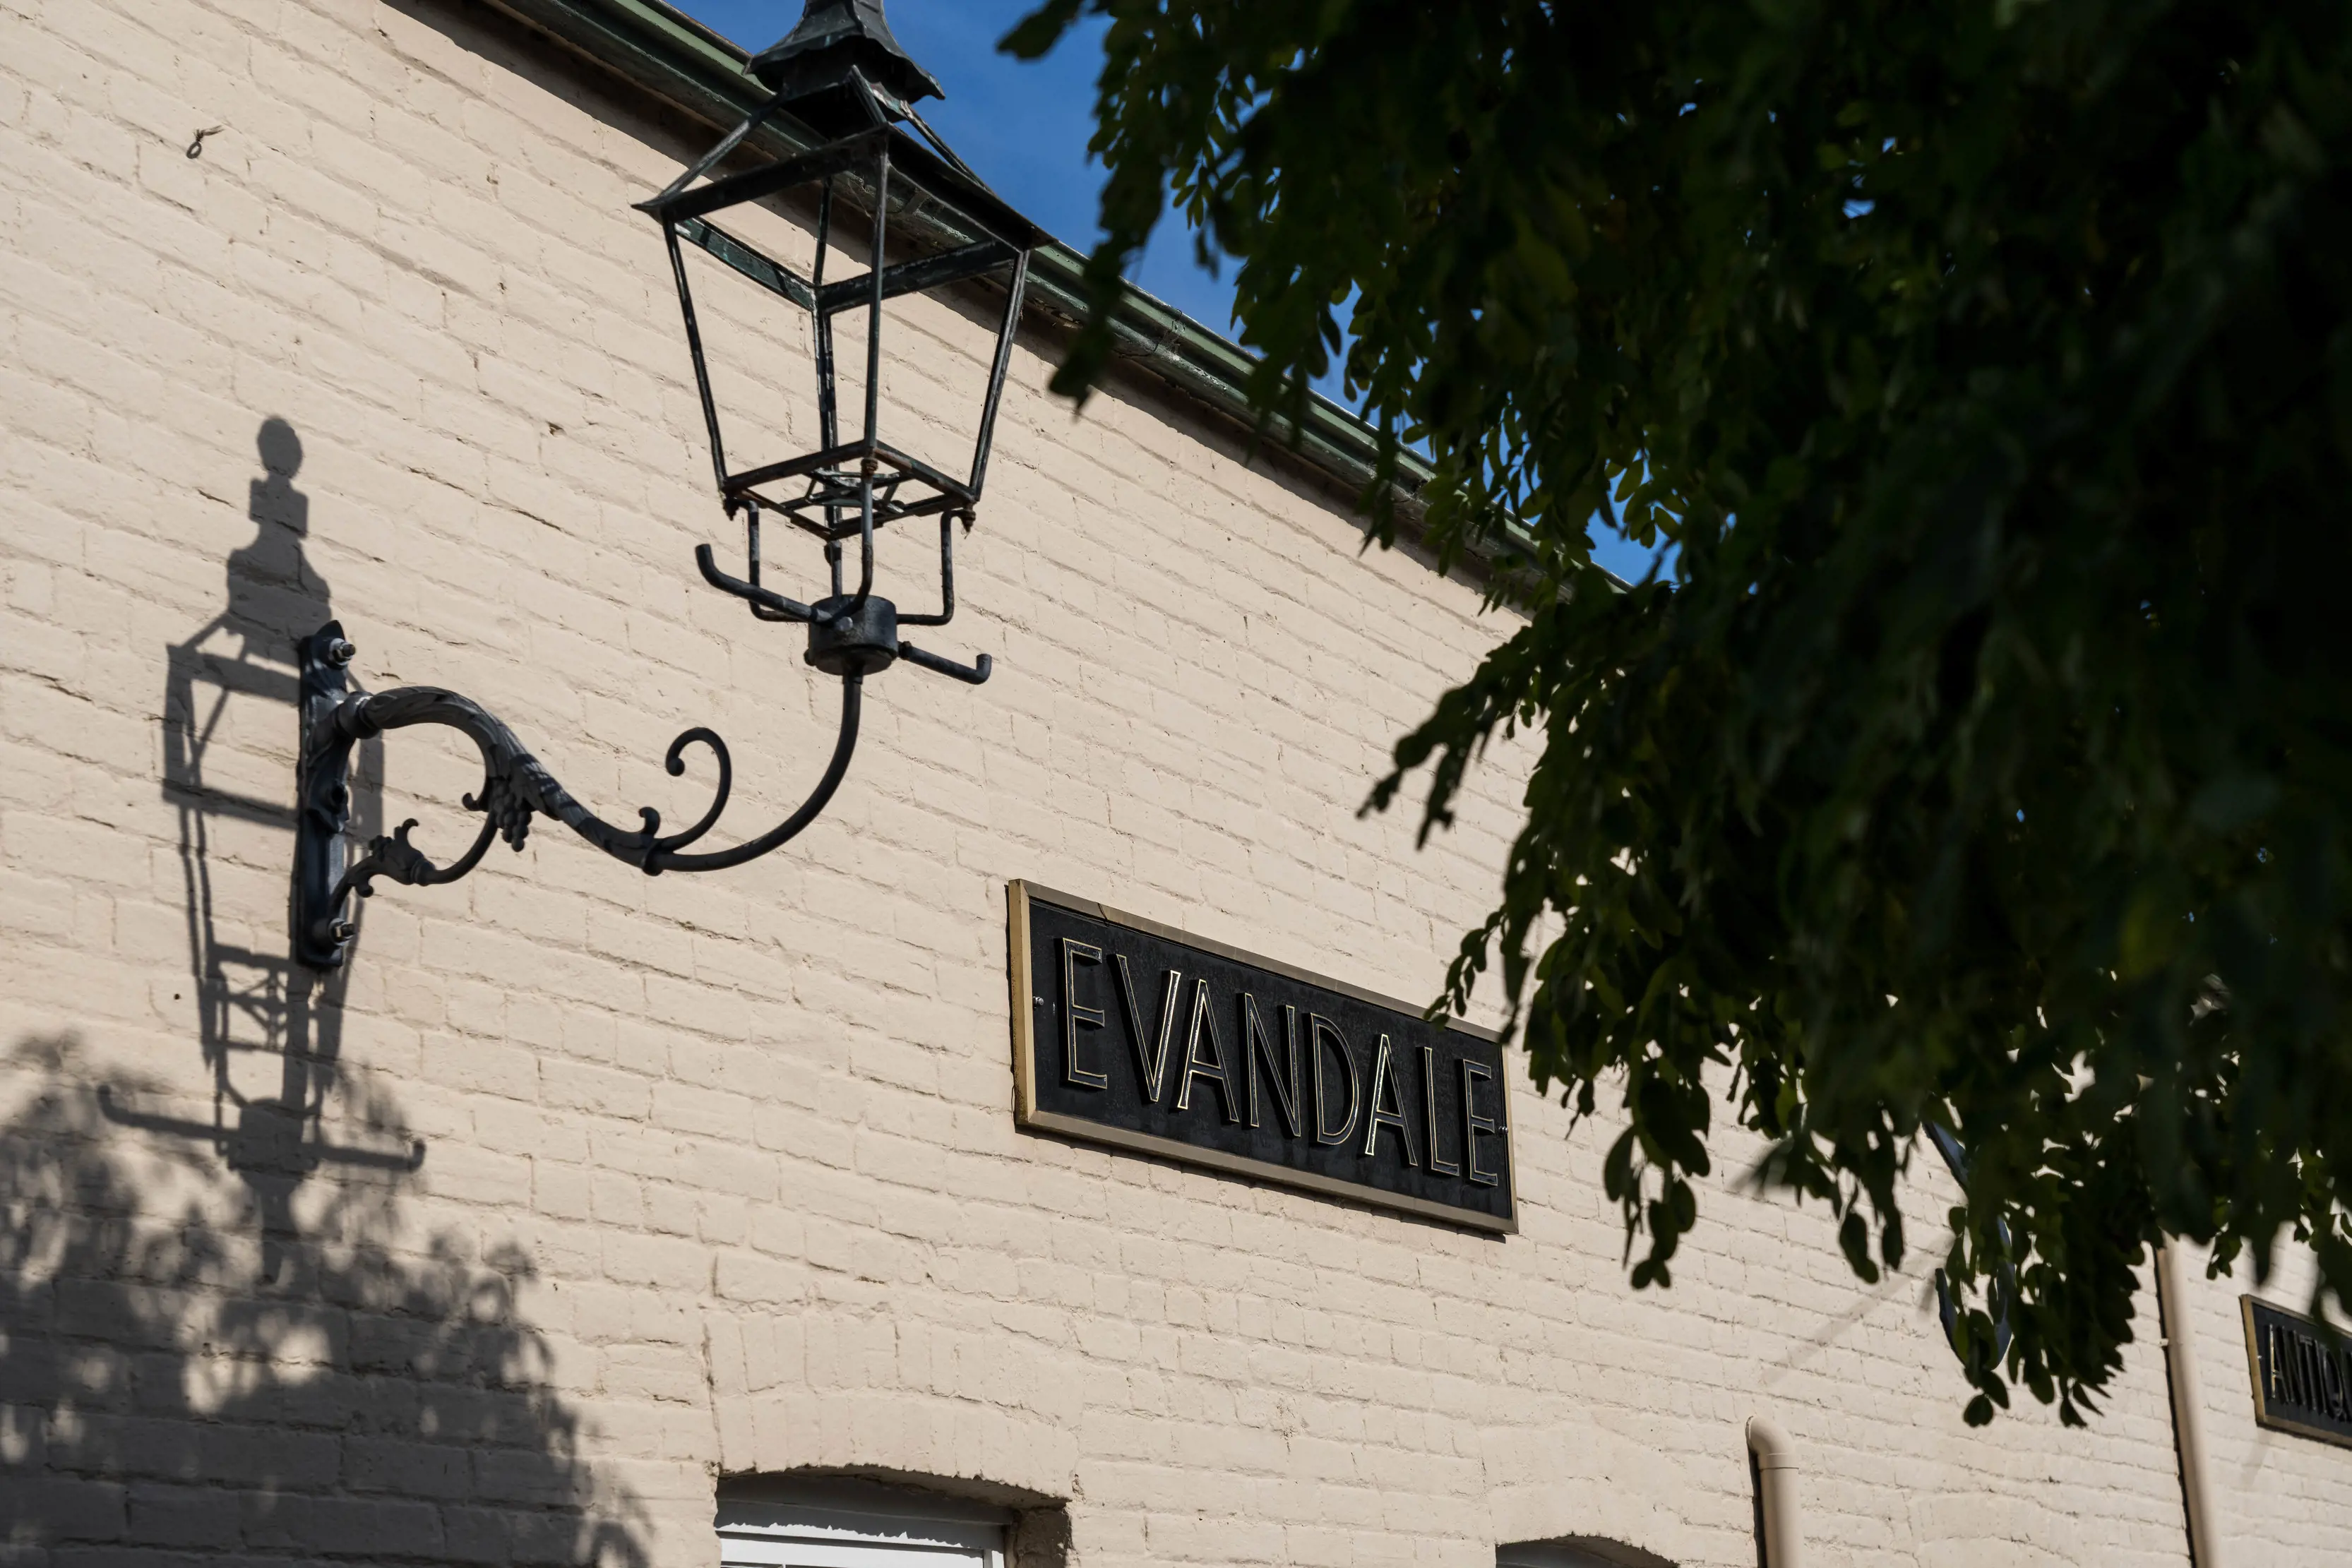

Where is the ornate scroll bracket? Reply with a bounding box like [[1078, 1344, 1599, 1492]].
[[292, 621, 864, 970]]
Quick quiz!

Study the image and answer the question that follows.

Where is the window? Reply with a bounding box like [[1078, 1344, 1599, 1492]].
[[719, 1478, 1012, 1568], [1498, 1538, 1675, 1568]]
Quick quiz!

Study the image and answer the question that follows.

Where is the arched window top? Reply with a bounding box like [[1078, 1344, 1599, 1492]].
[[1498, 1537, 1677, 1568], [718, 1476, 1020, 1568]]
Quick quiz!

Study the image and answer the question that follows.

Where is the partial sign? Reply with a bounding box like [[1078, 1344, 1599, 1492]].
[[1007, 881, 1515, 1232], [2242, 1296, 2352, 1449]]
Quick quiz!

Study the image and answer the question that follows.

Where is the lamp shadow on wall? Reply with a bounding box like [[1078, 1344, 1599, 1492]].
[[143, 414, 417, 1279], [0, 419, 646, 1562]]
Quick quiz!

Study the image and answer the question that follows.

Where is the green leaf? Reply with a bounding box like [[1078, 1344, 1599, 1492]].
[[998, 0, 1084, 59]]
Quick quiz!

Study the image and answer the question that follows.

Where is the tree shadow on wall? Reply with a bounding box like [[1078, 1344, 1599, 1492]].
[[0, 1034, 647, 1562]]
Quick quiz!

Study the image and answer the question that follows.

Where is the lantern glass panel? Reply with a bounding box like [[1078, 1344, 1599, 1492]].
[[669, 211, 822, 491], [647, 119, 1044, 548], [852, 233, 1010, 517], [663, 130, 1029, 526]]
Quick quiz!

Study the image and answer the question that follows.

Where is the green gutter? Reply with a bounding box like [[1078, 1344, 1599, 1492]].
[[481, 0, 1435, 510]]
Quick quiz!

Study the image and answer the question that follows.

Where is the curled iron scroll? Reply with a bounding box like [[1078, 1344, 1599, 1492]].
[[305, 675, 861, 953]]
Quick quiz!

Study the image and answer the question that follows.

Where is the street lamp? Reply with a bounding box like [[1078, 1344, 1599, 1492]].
[[292, 0, 1044, 969]]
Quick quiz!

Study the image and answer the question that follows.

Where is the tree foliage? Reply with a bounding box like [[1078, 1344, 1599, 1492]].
[[1008, 0, 2352, 1423]]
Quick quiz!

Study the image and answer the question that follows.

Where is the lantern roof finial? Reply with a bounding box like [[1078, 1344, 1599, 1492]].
[[746, 1, 943, 112]]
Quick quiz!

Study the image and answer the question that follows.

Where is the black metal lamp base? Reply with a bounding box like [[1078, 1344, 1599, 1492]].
[[805, 594, 898, 675]]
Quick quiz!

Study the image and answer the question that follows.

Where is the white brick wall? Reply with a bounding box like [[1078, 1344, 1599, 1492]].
[[3, 1, 2346, 1564], [2173, 1239, 2352, 1561]]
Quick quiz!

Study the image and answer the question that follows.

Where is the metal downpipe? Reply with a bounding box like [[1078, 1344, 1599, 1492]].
[[2156, 1243, 2224, 1567], [1746, 1414, 1803, 1568]]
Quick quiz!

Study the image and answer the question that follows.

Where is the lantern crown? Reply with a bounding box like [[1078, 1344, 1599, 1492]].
[[747, 1, 943, 116]]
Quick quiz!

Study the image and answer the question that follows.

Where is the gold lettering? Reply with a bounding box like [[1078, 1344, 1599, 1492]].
[[1309, 1014, 1362, 1146], [1114, 954, 1185, 1104], [1174, 977, 1241, 1123], [1058, 938, 1109, 1089], [2268, 1321, 2296, 1405], [1460, 1057, 1501, 1187], [1241, 995, 1303, 1136], [1361, 1034, 1420, 1166], [1420, 1042, 1460, 1177]]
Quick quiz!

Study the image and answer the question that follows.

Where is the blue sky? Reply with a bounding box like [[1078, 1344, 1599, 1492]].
[[670, 2, 1667, 582]]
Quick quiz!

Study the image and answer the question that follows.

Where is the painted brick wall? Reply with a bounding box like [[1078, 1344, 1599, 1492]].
[[2, 1, 2344, 1564], [2173, 1240, 2352, 1561]]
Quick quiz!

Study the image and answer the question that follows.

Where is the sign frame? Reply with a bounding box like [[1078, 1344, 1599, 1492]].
[[1006, 879, 1516, 1233], [2240, 1295, 2352, 1450]]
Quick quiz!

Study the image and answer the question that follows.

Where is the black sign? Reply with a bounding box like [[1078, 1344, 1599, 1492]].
[[2243, 1297, 2352, 1449], [1007, 881, 1515, 1231]]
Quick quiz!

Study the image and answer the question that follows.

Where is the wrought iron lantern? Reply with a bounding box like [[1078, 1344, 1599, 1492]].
[[292, 0, 1044, 969]]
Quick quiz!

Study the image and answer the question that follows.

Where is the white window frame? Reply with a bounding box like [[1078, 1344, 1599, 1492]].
[[718, 1483, 1010, 1568]]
